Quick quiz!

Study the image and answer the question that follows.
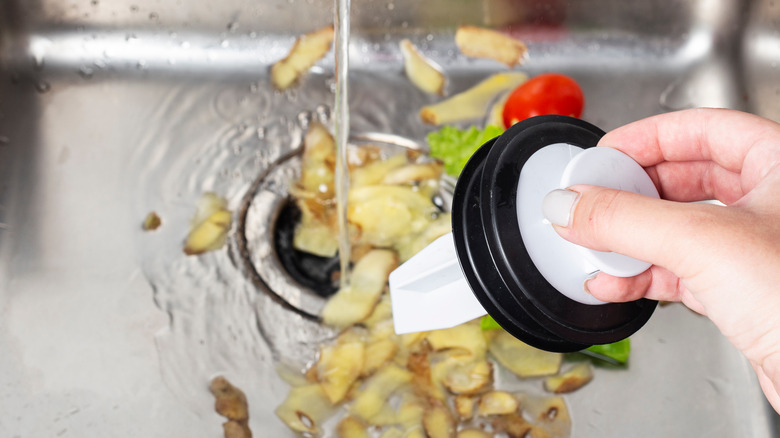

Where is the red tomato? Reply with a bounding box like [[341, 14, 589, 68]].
[[502, 73, 584, 128]]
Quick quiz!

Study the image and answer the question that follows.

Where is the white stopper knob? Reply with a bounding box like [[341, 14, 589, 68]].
[[560, 146, 659, 276], [516, 144, 659, 305]]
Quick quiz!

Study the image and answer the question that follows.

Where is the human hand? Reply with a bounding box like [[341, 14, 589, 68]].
[[542, 108, 780, 411]]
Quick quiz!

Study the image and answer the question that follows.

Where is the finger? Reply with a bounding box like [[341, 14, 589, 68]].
[[752, 361, 780, 414], [597, 108, 780, 194], [648, 160, 744, 203], [584, 268, 652, 302], [585, 267, 707, 314], [543, 185, 732, 279]]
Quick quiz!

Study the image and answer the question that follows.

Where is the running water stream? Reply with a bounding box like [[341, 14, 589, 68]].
[[333, 0, 352, 287]]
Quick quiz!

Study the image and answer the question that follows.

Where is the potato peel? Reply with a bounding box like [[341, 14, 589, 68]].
[[350, 364, 413, 421], [455, 25, 527, 68], [209, 377, 252, 438], [400, 39, 446, 95], [442, 359, 493, 395], [426, 323, 487, 359], [419, 72, 527, 125], [317, 341, 365, 403], [351, 153, 408, 188], [457, 429, 491, 438], [453, 395, 476, 421], [274, 384, 338, 434], [210, 376, 249, 421], [362, 338, 398, 377], [271, 25, 335, 90], [348, 185, 438, 248], [336, 416, 370, 438], [184, 193, 232, 255], [381, 161, 443, 186], [407, 350, 446, 402], [488, 330, 562, 378], [321, 249, 399, 328], [544, 362, 594, 394], [516, 393, 572, 438], [299, 122, 337, 195], [422, 404, 456, 438], [477, 391, 519, 416], [142, 211, 162, 231]]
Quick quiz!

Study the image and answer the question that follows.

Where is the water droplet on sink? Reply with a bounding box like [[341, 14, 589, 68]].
[[79, 66, 94, 79], [227, 22, 239, 32], [130, 5, 139, 12], [315, 104, 331, 121], [297, 111, 313, 128], [0, 135, 10, 145], [221, 40, 230, 48], [32, 54, 45, 71], [386, 2, 395, 10], [659, 77, 694, 111], [35, 81, 51, 93]]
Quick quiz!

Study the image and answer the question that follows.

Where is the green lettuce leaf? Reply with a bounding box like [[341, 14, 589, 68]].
[[427, 125, 504, 177], [584, 338, 631, 365], [479, 314, 502, 331], [482, 314, 631, 364]]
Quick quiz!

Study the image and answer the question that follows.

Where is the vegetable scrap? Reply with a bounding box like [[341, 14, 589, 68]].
[[291, 122, 450, 265], [142, 211, 162, 231], [455, 25, 528, 68], [271, 25, 335, 90], [183, 192, 232, 255], [427, 125, 504, 177], [275, 121, 594, 436], [210, 376, 252, 438], [256, 22, 621, 438], [400, 39, 447, 96], [419, 72, 527, 125]]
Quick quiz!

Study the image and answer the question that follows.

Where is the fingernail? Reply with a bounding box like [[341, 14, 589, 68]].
[[542, 189, 581, 227], [583, 272, 599, 295]]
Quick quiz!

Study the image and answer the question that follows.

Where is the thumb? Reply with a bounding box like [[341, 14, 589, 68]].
[[541, 185, 727, 278]]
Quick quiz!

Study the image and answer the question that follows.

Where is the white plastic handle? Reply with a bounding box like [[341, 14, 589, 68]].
[[517, 144, 659, 306], [560, 146, 660, 277]]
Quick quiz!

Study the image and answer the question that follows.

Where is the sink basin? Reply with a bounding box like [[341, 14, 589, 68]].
[[1, 0, 778, 436]]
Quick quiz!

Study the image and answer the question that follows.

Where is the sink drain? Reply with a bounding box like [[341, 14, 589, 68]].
[[235, 132, 452, 321]]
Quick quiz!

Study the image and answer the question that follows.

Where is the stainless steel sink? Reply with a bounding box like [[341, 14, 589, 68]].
[[1, 0, 778, 436]]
